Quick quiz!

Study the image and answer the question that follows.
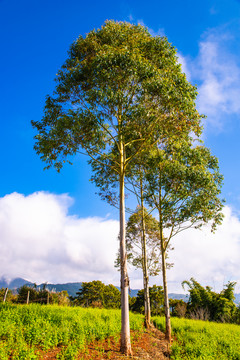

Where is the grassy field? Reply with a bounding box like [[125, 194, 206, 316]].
[[2, 304, 240, 359], [153, 316, 240, 360], [0, 303, 144, 359]]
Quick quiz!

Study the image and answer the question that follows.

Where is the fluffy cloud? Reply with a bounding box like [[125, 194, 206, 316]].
[[197, 31, 240, 124], [178, 25, 240, 130], [174, 26, 240, 131], [0, 192, 119, 285], [1, 192, 240, 294], [177, 53, 192, 81], [166, 206, 240, 293]]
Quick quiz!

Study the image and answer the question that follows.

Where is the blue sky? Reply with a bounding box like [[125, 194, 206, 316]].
[[1, 0, 240, 292]]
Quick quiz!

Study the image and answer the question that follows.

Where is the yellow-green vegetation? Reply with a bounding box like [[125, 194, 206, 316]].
[[0, 303, 144, 360], [153, 316, 240, 359]]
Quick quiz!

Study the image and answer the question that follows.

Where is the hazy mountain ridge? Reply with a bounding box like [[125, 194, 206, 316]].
[[0, 277, 82, 297], [0, 277, 189, 299], [3, 277, 239, 303], [0, 277, 33, 289]]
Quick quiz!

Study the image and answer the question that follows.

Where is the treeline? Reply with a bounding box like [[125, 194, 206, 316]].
[[2, 278, 239, 325], [0, 285, 69, 305], [73, 281, 166, 315], [74, 279, 240, 324]]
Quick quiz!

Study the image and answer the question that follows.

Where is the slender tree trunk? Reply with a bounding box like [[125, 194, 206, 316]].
[[158, 172, 171, 343], [143, 264, 151, 328], [140, 179, 151, 328], [3, 288, 8, 303], [119, 142, 132, 356], [160, 229, 171, 342], [26, 291, 30, 305]]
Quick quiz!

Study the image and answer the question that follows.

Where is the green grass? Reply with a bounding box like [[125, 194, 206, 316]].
[[153, 316, 240, 360], [0, 303, 144, 359], [3, 304, 240, 359]]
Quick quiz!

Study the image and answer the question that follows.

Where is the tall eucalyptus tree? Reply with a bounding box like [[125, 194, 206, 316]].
[[32, 21, 202, 354]]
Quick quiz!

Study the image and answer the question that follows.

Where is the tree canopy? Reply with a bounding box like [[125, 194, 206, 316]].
[[32, 21, 202, 173], [76, 281, 121, 309], [116, 207, 163, 276], [131, 285, 164, 316]]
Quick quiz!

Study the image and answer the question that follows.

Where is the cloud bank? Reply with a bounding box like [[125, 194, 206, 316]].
[[167, 206, 240, 293], [0, 192, 119, 285], [1, 192, 240, 293]]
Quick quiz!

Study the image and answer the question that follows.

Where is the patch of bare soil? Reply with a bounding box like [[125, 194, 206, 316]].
[[40, 327, 170, 360]]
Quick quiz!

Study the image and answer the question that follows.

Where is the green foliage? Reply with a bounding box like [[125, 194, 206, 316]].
[[153, 316, 240, 359], [17, 285, 70, 305], [115, 207, 163, 275], [0, 288, 15, 303], [145, 139, 224, 243], [169, 299, 187, 318], [0, 304, 144, 359], [75, 281, 121, 309], [131, 285, 164, 316], [221, 281, 237, 301], [141, 137, 224, 340], [32, 21, 202, 173], [182, 278, 238, 322], [103, 284, 121, 309], [17, 285, 39, 304]]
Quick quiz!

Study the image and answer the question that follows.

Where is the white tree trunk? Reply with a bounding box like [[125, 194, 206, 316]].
[[119, 144, 132, 356], [160, 237, 171, 342], [3, 288, 8, 303], [141, 184, 151, 328]]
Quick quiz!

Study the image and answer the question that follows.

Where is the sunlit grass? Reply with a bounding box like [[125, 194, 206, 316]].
[[0, 303, 144, 359], [153, 316, 240, 359]]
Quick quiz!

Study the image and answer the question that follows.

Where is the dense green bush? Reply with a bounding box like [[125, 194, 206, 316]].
[[182, 278, 239, 322]]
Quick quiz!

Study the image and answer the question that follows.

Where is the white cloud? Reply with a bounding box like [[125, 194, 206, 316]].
[[177, 53, 192, 81], [1, 192, 240, 295], [166, 206, 240, 293], [178, 26, 240, 131], [0, 192, 119, 286], [197, 33, 240, 125]]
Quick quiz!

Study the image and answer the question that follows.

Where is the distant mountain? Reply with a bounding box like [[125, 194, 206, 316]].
[[10, 278, 33, 289], [119, 286, 189, 300], [115, 286, 138, 297], [169, 293, 189, 301], [234, 293, 240, 305], [0, 277, 8, 288], [0, 277, 32, 290], [42, 283, 82, 298], [0, 278, 82, 298], [129, 288, 139, 297]]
